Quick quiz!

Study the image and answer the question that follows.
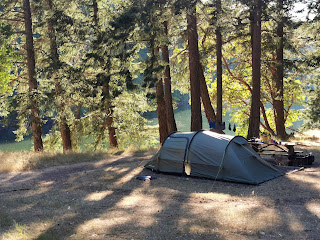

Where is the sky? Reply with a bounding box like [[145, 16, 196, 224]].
[[200, 0, 315, 21], [292, 2, 314, 21]]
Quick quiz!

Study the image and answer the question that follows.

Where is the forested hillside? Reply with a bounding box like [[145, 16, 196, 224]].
[[0, 0, 319, 152]]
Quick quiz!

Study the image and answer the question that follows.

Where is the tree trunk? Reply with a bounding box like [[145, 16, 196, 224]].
[[199, 63, 216, 124], [47, 0, 72, 152], [156, 77, 169, 144], [93, 0, 98, 26], [93, 0, 118, 148], [273, 0, 288, 140], [23, 0, 43, 152], [216, 0, 223, 123], [247, 0, 262, 139], [102, 83, 118, 148], [187, 5, 202, 131], [161, 21, 177, 134]]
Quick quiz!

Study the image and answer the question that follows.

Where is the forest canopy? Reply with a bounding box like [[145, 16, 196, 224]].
[[0, 0, 319, 152]]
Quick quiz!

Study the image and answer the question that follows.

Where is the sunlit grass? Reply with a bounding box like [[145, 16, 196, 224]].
[[0, 139, 33, 152], [294, 129, 320, 147], [0, 146, 158, 173], [1, 221, 55, 240], [0, 151, 109, 172]]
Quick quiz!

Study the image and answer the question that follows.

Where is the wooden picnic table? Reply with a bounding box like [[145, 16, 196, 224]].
[[249, 140, 314, 166], [250, 141, 298, 156]]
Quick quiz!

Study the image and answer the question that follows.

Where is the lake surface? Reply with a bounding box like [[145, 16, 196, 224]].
[[149, 107, 236, 135], [0, 106, 302, 152]]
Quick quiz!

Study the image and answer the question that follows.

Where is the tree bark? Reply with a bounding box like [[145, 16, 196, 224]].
[[273, 0, 288, 140], [155, 47, 169, 143], [161, 21, 177, 134], [199, 63, 216, 123], [93, 0, 118, 148], [216, 0, 223, 123], [102, 83, 118, 148], [247, 0, 262, 139], [187, 5, 202, 131], [23, 0, 43, 152], [47, 0, 72, 152], [93, 0, 98, 27], [156, 77, 169, 144]]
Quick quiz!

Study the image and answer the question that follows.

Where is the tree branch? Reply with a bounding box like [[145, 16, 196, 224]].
[[222, 55, 252, 93], [223, 55, 275, 136]]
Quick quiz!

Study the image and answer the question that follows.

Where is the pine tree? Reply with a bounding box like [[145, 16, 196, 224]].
[[156, 46, 169, 143], [161, 20, 177, 134], [187, 2, 202, 131], [46, 0, 72, 152], [92, 0, 118, 148], [272, 0, 288, 139], [215, 0, 223, 124], [247, 0, 262, 139], [23, 0, 43, 151]]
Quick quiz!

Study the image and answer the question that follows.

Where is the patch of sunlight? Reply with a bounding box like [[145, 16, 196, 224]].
[[84, 190, 113, 201], [113, 167, 143, 187], [189, 225, 217, 234], [76, 214, 130, 234], [190, 192, 232, 201], [104, 166, 130, 174], [15, 203, 36, 213], [39, 180, 55, 186], [1, 222, 30, 240], [216, 205, 279, 230], [270, 206, 307, 233], [289, 221, 305, 232], [288, 174, 320, 191], [178, 218, 217, 235], [183, 197, 280, 232], [306, 201, 320, 219], [117, 194, 158, 210], [3, 172, 41, 186], [92, 155, 123, 167], [115, 191, 161, 227], [1, 220, 53, 240], [22, 185, 53, 198]]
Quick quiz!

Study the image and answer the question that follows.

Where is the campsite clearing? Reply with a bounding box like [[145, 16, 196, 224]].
[[0, 145, 320, 240]]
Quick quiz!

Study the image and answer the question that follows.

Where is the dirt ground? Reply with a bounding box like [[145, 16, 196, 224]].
[[0, 146, 320, 240]]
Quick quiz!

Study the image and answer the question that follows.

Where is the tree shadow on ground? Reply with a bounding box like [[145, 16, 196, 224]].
[[0, 150, 319, 239]]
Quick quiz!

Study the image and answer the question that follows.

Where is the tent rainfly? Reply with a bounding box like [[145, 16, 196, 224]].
[[145, 131, 283, 184]]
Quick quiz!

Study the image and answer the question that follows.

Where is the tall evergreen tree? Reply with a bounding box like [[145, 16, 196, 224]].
[[46, 0, 72, 152], [272, 0, 288, 139], [92, 0, 118, 148], [23, 0, 43, 151], [187, 2, 202, 131], [247, 0, 262, 139], [216, 0, 223, 124], [156, 46, 169, 143], [161, 20, 177, 134]]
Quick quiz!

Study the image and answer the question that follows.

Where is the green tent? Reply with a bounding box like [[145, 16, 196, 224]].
[[145, 131, 283, 184]]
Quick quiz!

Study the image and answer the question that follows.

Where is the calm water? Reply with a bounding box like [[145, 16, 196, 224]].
[[148, 106, 237, 134], [0, 106, 302, 152]]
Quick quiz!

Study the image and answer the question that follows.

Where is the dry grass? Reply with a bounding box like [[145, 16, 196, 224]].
[[293, 129, 320, 147], [0, 146, 159, 173], [0, 139, 319, 239], [0, 151, 110, 172]]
